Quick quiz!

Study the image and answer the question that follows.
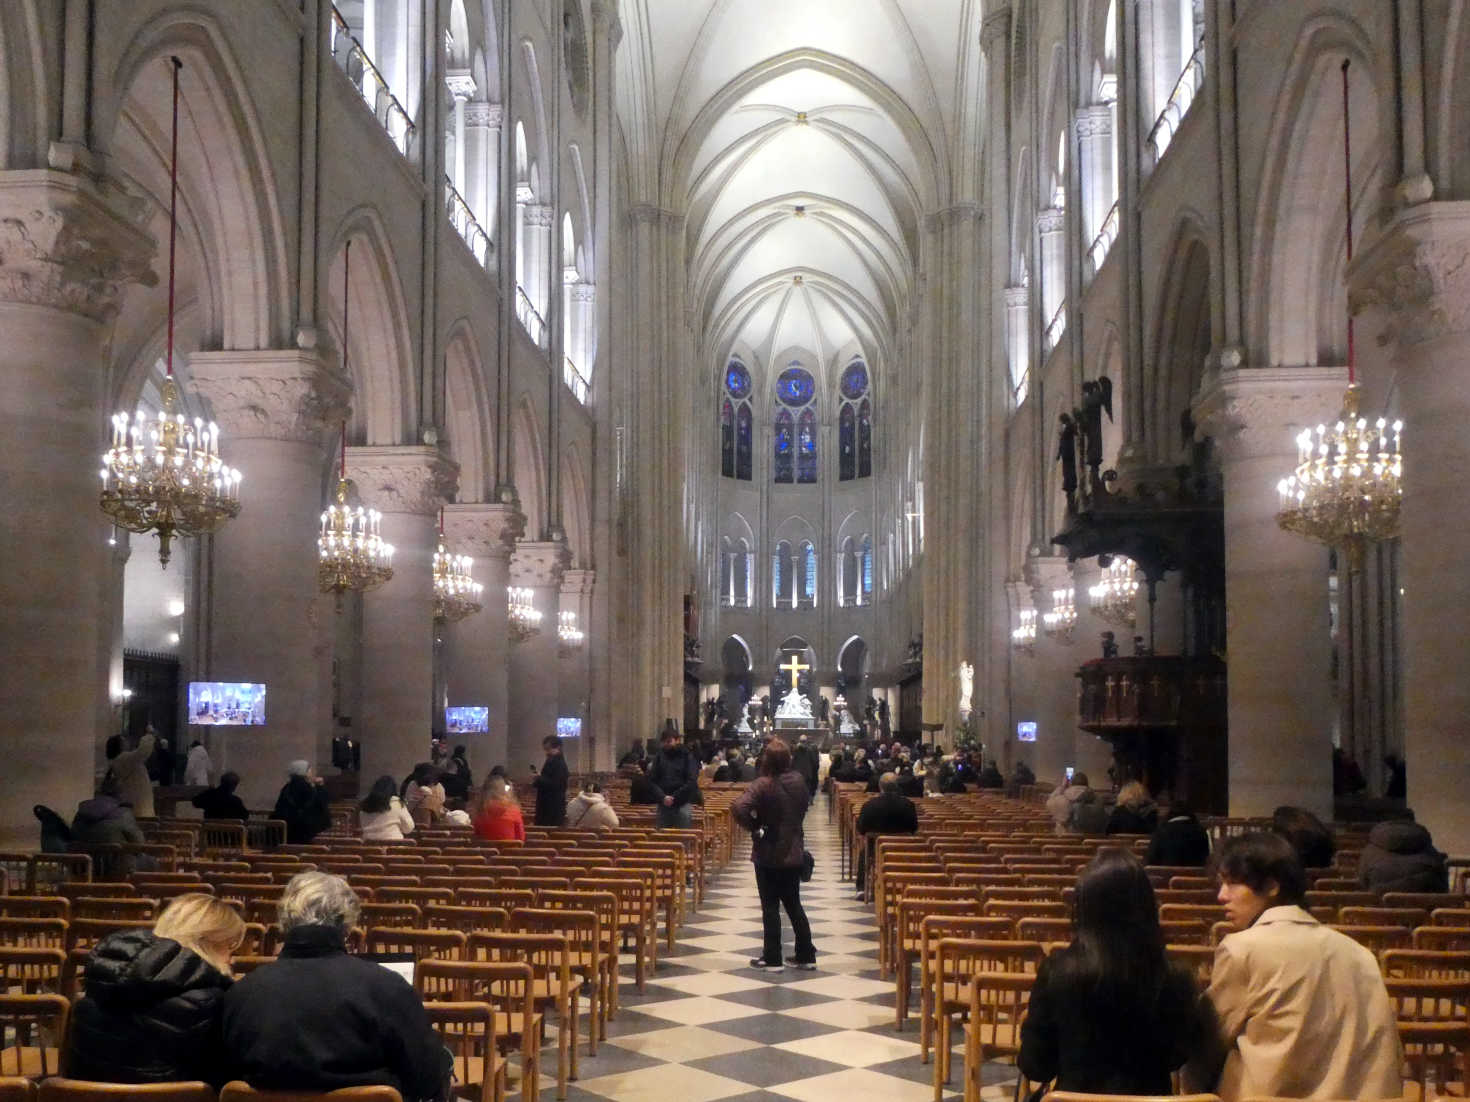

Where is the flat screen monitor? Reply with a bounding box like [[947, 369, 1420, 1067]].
[[1016, 721, 1037, 743], [445, 706, 489, 734], [188, 682, 266, 726], [556, 716, 582, 739]]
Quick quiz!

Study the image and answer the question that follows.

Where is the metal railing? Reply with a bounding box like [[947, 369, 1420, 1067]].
[[1044, 300, 1067, 353], [1146, 42, 1205, 165], [1087, 200, 1121, 271], [445, 177, 490, 265], [515, 285, 547, 347], [330, 8, 416, 158], [564, 357, 590, 404]]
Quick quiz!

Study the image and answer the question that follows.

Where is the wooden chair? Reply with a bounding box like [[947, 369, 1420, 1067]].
[[1432, 909, 1470, 927], [1337, 906, 1429, 929], [424, 1002, 507, 1102], [358, 903, 422, 930], [573, 876, 654, 993], [1329, 924, 1411, 954], [538, 891, 618, 1026], [0, 950, 65, 997], [0, 1079, 31, 1102], [1397, 1021, 1470, 1100], [220, 1083, 402, 1102], [1381, 949, 1470, 978], [960, 973, 1035, 1102], [0, 994, 68, 1078], [52, 886, 132, 903], [422, 906, 506, 937], [198, 823, 247, 856], [362, 928, 466, 962], [372, 888, 455, 908], [416, 961, 536, 1100], [39, 1080, 213, 1102], [28, 858, 90, 896], [1415, 927, 1470, 951], [931, 939, 1044, 1090], [0, 921, 68, 952], [1385, 976, 1470, 1027], [0, 858, 32, 897], [467, 933, 579, 1099], [509, 908, 601, 1053], [70, 898, 157, 923], [893, 896, 983, 1031], [65, 919, 152, 954], [980, 899, 1067, 924], [1044, 1095, 1220, 1102], [0, 902, 69, 923], [1158, 919, 1211, 946]]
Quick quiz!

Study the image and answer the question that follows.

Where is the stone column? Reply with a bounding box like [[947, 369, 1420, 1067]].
[[1025, 556, 1080, 789], [508, 540, 570, 771], [189, 351, 351, 809], [0, 172, 153, 848], [1075, 105, 1115, 262], [523, 203, 554, 335], [442, 502, 523, 776], [1069, 561, 1122, 782], [1004, 285, 1030, 401], [349, 445, 457, 785], [1004, 578, 1040, 778], [1350, 206, 1470, 852], [1194, 365, 1346, 820], [464, 102, 502, 240], [559, 567, 595, 769], [1036, 208, 1066, 344]]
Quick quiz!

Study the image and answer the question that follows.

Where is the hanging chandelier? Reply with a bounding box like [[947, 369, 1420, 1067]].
[[1042, 587, 1076, 642], [433, 508, 483, 622], [508, 586, 542, 642], [557, 609, 585, 650], [100, 57, 241, 568], [1275, 58, 1402, 562], [1011, 608, 1037, 655], [1088, 557, 1139, 626], [318, 239, 393, 608]]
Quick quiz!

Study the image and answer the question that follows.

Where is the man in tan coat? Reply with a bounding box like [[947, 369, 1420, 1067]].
[[1187, 832, 1402, 1100]]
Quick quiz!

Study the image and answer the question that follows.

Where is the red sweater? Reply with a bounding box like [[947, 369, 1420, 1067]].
[[473, 801, 525, 842]]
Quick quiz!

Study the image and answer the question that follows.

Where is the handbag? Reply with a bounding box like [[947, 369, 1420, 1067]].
[[800, 849, 815, 882]]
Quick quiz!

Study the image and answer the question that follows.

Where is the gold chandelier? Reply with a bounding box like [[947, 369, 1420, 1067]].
[[1276, 59, 1402, 561], [1011, 608, 1037, 655], [557, 609, 585, 650], [1088, 557, 1139, 627], [1042, 587, 1076, 642], [508, 586, 542, 642], [100, 58, 241, 568], [433, 509, 483, 622]]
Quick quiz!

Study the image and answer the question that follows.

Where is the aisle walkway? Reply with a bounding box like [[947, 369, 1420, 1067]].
[[550, 799, 1017, 1102]]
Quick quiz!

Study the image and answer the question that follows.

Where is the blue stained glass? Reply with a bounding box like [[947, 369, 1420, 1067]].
[[775, 425, 792, 453], [803, 544, 817, 599], [777, 367, 815, 406], [840, 361, 869, 400], [725, 361, 751, 399]]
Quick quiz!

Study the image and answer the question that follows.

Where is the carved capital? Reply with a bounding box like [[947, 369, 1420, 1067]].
[[0, 170, 156, 321], [510, 539, 572, 588], [1004, 284, 1029, 309], [1349, 203, 1470, 348], [464, 102, 502, 128], [446, 72, 477, 100], [561, 567, 596, 598], [1075, 105, 1113, 140], [569, 281, 597, 303], [347, 445, 459, 515], [443, 502, 524, 563], [1036, 207, 1065, 234], [591, 0, 624, 46], [189, 350, 351, 444], [1191, 365, 1349, 461], [524, 203, 554, 229]]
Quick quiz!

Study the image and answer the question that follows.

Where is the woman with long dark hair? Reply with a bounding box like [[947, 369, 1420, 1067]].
[[1018, 848, 1203, 1094], [359, 775, 415, 841]]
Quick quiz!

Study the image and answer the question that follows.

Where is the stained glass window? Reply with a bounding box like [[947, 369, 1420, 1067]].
[[840, 361, 869, 400], [858, 398, 872, 478], [838, 359, 873, 481], [797, 409, 817, 483], [861, 536, 873, 597], [839, 405, 855, 481], [722, 359, 753, 481], [802, 542, 817, 604], [773, 409, 794, 483], [720, 400, 734, 478], [772, 541, 788, 605], [776, 366, 815, 406]]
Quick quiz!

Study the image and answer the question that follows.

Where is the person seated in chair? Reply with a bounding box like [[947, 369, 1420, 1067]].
[[222, 872, 449, 1099], [191, 772, 249, 821], [854, 773, 919, 892]]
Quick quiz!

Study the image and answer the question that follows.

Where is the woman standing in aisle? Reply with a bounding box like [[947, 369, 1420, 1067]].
[[732, 738, 817, 971]]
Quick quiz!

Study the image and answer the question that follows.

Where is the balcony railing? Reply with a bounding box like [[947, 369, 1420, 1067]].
[[330, 8, 415, 157], [564, 357, 590, 404], [445, 177, 490, 265], [1146, 43, 1205, 165], [1087, 201, 1120, 271], [1044, 300, 1068, 353], [515, 285, 547, 347]]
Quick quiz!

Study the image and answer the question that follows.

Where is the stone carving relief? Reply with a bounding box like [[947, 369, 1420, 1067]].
[[190, 357, 352, 444], [349, 447, 459, 515], [1191, 367, 1348, 460], [1351, 238, 1470, 348], [444, 504, 526, 562], [510, 539, 572, 588]]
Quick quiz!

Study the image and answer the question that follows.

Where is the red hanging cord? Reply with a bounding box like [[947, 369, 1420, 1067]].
[[1342, 58, 1355, 384], [341, 239, 351, 480], [165, 56, 182, 379]]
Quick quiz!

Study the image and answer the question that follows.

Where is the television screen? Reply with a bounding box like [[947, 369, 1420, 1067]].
[[1016, 721, 1037, 743], [445, 706, 489, 734], [188, 682, 266, 726], [556, 717, 582, 739]]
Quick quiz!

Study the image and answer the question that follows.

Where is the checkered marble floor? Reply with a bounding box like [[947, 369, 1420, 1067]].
[[537, 800, 1021, 1102]]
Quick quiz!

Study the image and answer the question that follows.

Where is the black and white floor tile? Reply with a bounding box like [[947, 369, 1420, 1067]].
[[536, 804, 1020, 1102]]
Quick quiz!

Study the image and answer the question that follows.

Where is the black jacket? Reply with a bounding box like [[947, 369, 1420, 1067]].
[[1106, 803, 1159, 836], [1018, 945, 1202, 1095], [192, 786, 249, 821], [441, 756, 473, 801], [221, 925, 448, 1099], [629, 772, 660, 804], [791, 745, 820, 793], [647, 748, 703, 808], [1146, 815, 1211, 867], [68, 930, 232, 1086], [272, 777, 331, 844], [532, 753, 569, 826], [732, 770, 809, 869], [897, 772, 925, 799], [857, 791, 919, 836], [1358, 820, 1448, 894]]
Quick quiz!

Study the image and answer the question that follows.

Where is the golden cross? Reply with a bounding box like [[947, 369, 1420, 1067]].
[[779, 654, 809, 691]]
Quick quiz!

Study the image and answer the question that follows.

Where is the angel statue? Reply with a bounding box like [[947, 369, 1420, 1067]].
[[1079, 376, 1113, 487], [1057, 412, 1079, 513]]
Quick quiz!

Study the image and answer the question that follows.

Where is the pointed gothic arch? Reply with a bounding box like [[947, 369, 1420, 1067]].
[[443, 321, 494, 502]]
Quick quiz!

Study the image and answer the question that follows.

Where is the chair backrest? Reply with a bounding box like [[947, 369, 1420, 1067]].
[[358, 903, 422, 930], [1380, 949, 1470, 979], [1328, 924, 1411, 953], [1431, 908, 1470, 927], [1164, 943, 1216, 984], [0, 1078, 32, 1102], [362, 927, 466, 962], [1158, 919, 1210, 947], [0, 919, 69, 951], [981, 899, 1067, 921], [54, 885, 132, 902], [30, 857, 91, 895], [1384, 976, 1470, 1023], [421, 1002, 495, 1102], [0, 900, 70, 922], [71, 898, 157, 922], [457, 888, 535, 912], [1158, 903, 1225, 926], [0, 993, 69, 1079], [1045, 1094, 1220, 1102], [1337, 906, 1429, 929], [0, 949, 66, 996], [220, 1082, 402, 1102], [39, 1079, 214, 1102], [66, 918, 153, 953], [465, 932, 572, 999]]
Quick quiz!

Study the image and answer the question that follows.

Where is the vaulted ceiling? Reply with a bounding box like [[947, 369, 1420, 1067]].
[[616, 0, 987, 385]]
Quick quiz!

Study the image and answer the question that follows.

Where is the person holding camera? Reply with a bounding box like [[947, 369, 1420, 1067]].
[[732, 738, 816, 971]]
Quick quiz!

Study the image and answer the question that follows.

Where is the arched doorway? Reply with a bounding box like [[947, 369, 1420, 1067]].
[[772, 636, 818, 717], [836, 635, 869, 717], [721, 635, 753, 718]]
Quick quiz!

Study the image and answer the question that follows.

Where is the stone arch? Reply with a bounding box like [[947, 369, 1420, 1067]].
[[561, 443, 592, 567], [1151, 222, 1214, 460], [443, 321, 494, 502], [1245, 15, 1382, 367], [0, 1, 48, 169], [1091, 322, 1125, 467], [323, 208, 417, 445], [102, 9, 291, 351], [510, 396, 547, 538]]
